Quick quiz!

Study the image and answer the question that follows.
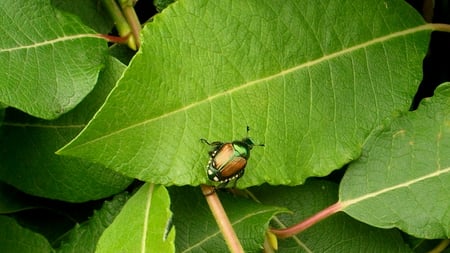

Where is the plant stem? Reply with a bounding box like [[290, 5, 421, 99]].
[[118, 0, 141, 48], [428, 239, 450, 253], [201, 185, 244, 253], [101, 0, 137, 50], [431, 23, 450, 33], [270, 202, 342, 238]]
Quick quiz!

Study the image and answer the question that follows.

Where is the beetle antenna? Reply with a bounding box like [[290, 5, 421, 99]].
[[200, 138, 211, 145], [245, 126, 264, 146]]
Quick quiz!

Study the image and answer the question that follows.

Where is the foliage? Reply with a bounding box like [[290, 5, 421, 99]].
[[0, 0, 449, 252]]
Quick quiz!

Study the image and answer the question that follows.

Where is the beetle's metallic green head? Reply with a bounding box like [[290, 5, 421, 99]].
[[241, 137, 254, 148], [241, 137, 264, 150]]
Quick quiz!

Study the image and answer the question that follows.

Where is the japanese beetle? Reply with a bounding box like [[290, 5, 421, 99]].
[[201, 127, 264, 185]]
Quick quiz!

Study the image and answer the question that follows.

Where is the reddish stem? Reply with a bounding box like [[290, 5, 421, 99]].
[[270, 202, 343, 238], [97, 33, 131, 44]]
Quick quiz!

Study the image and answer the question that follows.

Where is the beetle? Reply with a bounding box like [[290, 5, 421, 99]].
[[201, 127, 264, 186]]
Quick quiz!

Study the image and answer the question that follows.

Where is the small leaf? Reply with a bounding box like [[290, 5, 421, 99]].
[[170, 186, 286, 252], [153, 0, 176, 12], [96, 184, 175, 253], [0, 0, 107, 119], [57, 193, 129, 253], [0, 57, 131, 202], [0, 215, 53, 253], [59, 0, 430, 187], [251, 180, 412, 252], [340, 83, 450, 239]]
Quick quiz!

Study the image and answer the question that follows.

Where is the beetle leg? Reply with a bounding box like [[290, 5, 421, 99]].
[[201, 138, 223, 146], [230, 169, 245, 188], [231, 179, 238, 189], [200, 138, 211, 145], [216, 180, 229, 189]]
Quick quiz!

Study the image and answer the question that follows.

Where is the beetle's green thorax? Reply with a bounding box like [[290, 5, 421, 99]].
[[232, 140, 252, 159]]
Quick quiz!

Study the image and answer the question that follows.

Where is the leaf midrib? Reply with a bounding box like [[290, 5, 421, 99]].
[[340, 165, 450, 208], [140, 184, 155, 253], [2, 122, 85, 129], [0, 34, 102, 53]]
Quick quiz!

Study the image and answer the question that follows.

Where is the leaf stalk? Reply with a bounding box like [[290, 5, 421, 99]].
[[270, 202, 342, 238], [118, 0, 141, 48], [101, 0, 138, 50]]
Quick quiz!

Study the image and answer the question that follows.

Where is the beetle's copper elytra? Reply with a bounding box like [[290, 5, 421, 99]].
[[201, 127, 264, 185]]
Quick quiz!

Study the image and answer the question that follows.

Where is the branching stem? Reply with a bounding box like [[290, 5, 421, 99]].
[[101, 0, 138, 50]]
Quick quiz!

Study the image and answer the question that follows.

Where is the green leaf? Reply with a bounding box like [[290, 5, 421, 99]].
[[57, 192, 129, 253], [0, 215, 54, 253], [96, 184, 175, 253], [59, 0, 430, 187], [0, 182, 42, 214], [340, 83, 450, 239], [0, 57, 131, 202], [52, 0, 114, 34], [251, 180, 412, 252], [0, 0, 107, 119], [153, 0, 176, 12], [0, 106, 5, 123], [170, 186, 286, 252]]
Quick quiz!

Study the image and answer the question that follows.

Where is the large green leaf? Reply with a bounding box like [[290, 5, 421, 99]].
[[59, 0, 430, 187], [0, 57, 131, 202], [340, 84, 450, 239], [96, 184, 175, 253], [0, 0, 107, 119]]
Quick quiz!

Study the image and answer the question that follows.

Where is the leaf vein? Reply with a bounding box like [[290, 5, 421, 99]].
[[0, 34, 103, 53], [341, 166, 450, 208], [62, 24, 432, 152]]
